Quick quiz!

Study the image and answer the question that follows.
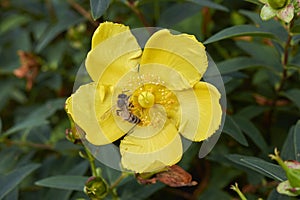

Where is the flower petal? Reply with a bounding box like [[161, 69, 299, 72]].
[[140, 29, 207, 87], [65, 83, 126, 145], [260, 5, 277, 20], [86, 22, 142, 83], [277, 4, 294, 23], [120, 121, 182, 173], [178, 82, 222, 141]]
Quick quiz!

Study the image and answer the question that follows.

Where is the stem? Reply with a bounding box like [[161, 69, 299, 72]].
[[84, 147, 97, 177], [266, 20, 294, 135], [67, 0, 98, 27], [125, 0, 151, 27], [110, 173, 128, 189]]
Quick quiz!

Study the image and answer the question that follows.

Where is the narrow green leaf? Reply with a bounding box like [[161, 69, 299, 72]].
[[267, 188, 291, 200], [204, 25, 275, 44], [233, 116, 268, 153], [294, 121, 300, 162], [35, 176, 88, 191], [282, 121, 300, 161], [2, 98, 65, 137], [217, 57, 265, 74], [90, 0, 111, 20], [0, 164, 40, 199], [223, 115, 248, 146], [119, 179, 164, 200], [0, 117, 2, 134], [227, 154, 286, 181], [187, 0, 229, 12], [235, 40, 282, 72], [282, 89, 300, 110], [244, 0, 262, 5], [158, 3, 202, 27], [236, 105, 267, 120]]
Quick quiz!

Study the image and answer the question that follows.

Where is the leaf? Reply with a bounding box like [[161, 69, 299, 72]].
[[35, 176, 88, 191], [223, 115, 248, 146], [236, 105, 267, 120], [204, 25, 275, 44], [90, 0, 111, 20], [282, 89, 300, 110], [267, 188, 292, 200], [0, 164, 40, 199], [35, 0, 84, 52], [2, 98, 65, 137], [233, 116, 268, 153], [187, 0, 229, 12], [158, 3, 202, 27], [217, 57, 265, 74], [227, 154, 286, 181], [118, 179, 164, 200], [235, 40, 282, 72], [281, 120, 300, 161]]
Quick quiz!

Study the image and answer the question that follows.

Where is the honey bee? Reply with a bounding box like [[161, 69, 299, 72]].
[[116, 93, 141, 124]]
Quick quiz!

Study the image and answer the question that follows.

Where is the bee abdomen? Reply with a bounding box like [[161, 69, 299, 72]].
[[128, 113, 141, 124]]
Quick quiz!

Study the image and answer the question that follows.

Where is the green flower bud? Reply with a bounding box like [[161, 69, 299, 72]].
[[268, 0, 289, 9], [269, 149, 300, 188], [84, 176, 109, 200]]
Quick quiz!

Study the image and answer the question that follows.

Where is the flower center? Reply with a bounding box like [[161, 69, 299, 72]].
[[138, 91, 155, 108], [129, 83, 180, 127]]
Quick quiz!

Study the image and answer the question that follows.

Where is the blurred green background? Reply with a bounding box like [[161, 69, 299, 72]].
[[0, 0, 299, 199]]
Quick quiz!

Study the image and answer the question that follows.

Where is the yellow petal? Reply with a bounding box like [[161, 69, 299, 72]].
[[178, 82, 222, 141], [120, 122, 182, 173], [140, 29, 207, 87], [91, 22, 130, 49], [86, 22, 142, 83], [65, 83, 126, 145]]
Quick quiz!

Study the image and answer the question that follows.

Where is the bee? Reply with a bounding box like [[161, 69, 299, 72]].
[[116, 93, 141, 124]]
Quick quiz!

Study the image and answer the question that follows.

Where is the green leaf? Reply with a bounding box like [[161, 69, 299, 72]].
[[204, 25, 275, 44], [236, 105, 267, 120], [233, 116, 268, 153], [90, 0, 111, 20], [223, 115, 248, 146], [0, 164, 40, 199], [2, 98, 65, 137], [282, 89, 300, 110], [281, 120, 300, 161], [217, 57, 265, 74], [118, 177, 164, 200], [244, 0, 262, 5], [158, 3, 202, 27], [35, 176, 88, 191], [227, 154, 286, 181], [235, 40, 282, 72], [187, 0, 229, 12], [267, 188, 292, 200]]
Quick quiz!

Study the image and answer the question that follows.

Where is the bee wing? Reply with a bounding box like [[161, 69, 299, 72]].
[[99, 105, 116, 122]]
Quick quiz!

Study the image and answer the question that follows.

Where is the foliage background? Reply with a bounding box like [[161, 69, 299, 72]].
[[0, 0, 299, 199]]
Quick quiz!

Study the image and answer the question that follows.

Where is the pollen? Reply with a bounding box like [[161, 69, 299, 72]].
[[129, 82, 180, 127]]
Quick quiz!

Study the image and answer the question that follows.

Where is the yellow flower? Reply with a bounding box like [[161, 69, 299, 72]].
[[65, 22, 222, 173]]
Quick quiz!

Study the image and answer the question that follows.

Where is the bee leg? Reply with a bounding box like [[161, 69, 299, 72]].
[[126, 123, 138, 135], [116, 109, 121, 116]]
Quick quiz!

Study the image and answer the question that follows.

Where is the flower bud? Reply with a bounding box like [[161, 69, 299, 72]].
[[268, 0, 289, 9], [84, 176, 108, 200], [270, 148, 300, 196]]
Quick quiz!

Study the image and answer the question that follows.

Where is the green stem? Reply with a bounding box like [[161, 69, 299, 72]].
[[110, 173, 129, 189], [125, 0, 151, 27], [231, 183, 247, 200], [84, 147, 97, 177]]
